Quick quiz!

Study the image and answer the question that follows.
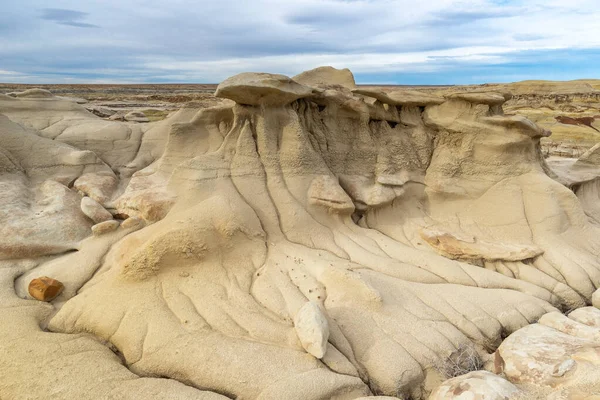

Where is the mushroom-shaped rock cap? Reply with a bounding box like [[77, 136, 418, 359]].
[[215, 72, 314, 106], [446, 91, 510, 105], [293, 66, 356, 90], [352, 88, 444, 106]]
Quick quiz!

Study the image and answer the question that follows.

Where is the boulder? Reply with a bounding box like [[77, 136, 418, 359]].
[[496, 323, 600, 386], [215, 72, 314, 106], [28, 276, 64, 302], [294, 301, 329, 359], [594, 289, 600, 309], [73, 172, 117, 204], [80, 196, 113, 224], [293, 66, 356, 90], [429, 371, 521, 400]]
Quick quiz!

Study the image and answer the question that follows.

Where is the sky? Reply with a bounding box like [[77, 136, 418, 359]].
[[1, 0, 599, 84]]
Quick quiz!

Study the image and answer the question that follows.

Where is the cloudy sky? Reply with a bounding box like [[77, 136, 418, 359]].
[[1, 0, 599, 84]]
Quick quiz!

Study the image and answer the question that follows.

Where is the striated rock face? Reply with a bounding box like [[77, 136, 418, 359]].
[[1, 71, 600, 400]]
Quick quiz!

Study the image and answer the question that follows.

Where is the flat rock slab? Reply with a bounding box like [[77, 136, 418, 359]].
[[353, 88, 444, 106]]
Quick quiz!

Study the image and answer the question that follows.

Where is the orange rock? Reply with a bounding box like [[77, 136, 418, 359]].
[[28, 276, 64, 302]]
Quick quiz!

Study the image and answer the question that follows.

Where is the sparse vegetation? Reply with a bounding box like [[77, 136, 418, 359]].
[[435, 344, 485, 379]]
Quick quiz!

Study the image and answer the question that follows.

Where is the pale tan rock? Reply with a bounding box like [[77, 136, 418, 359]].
[[10, 88, 54, 98], [429, 371, 521, 400], [121, 216, 146, 230], [215, 72, 314, 106], [497, 323, 600, 386], [593, 289, 600, 308], [569, 307, 600, 328], [420, 228, 543, 262], [2, 73, 600, 400], [80, 196, 113, 223], [28, 276, 64, 301], [125, 110, 150, 123], [353, 88, 444, 106], [293, 66, 356, 90], [308, 175, 355, 212], [293, 301, 330, 359], [446, 92, 508, 105], [73, 172, 117, 203], [91, 220, 120, 236], [539, 312, 600, 342]]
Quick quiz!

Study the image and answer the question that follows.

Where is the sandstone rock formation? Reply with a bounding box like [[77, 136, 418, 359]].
[[1, 69, 600, 400]]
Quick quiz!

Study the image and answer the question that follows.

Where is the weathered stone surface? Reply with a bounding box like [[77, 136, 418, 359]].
[[85, 105, 116, 118], [496, 323, 600, 386], [353, 88, 444, 106], [294, 302, 330, 359], [568, 307, 600, 328], [539, 312, 600, 342], [124, 110, 150, 123], [446, 92, 509, 105], [429, 371, 520, 400], [73, 172, 117, 204], [593, 289, 600, 309], [28, 276, 64, 301], [120, 216, 146, 230], [80, 196, 113, 224], [420, 228, 543, 262], [10, 88, 54, 98], [215, 72, 314, 106], [3, 72, 600, 400], [308, 175, 355, 212], [91, 220, 120, 236], [293, 66, 356, 90]]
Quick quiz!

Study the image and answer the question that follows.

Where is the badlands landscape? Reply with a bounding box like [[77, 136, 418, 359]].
[[1, 67, 600, 400]]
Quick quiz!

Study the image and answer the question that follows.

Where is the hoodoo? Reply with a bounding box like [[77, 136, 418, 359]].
[[1, 68, 600, 399]]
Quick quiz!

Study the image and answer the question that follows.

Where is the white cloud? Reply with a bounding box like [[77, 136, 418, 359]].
[[0, 0, 599, 83]]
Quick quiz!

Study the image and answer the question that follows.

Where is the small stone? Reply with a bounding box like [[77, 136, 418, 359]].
[[28, 276, 64, 302], [121, 216, 145, 230], [92, 220, 120, 236], [81, 196, 113, 224], [294, 301, 329, 359]]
